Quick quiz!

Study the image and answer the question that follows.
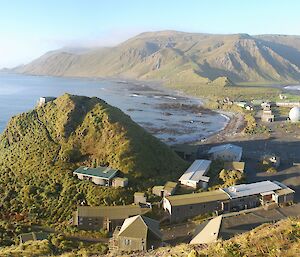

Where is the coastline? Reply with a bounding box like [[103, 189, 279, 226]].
[[1, 72, 234, 144]]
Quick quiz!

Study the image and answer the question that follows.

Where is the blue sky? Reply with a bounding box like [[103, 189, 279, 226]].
[[1, 0, 300, 68]]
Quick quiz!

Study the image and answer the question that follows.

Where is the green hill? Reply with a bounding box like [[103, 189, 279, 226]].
[[0, 94, 187, 223], [15, 31, 300, 83]]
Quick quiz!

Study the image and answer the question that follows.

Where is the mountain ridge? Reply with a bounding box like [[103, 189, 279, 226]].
[[13, 30, 300, 83]]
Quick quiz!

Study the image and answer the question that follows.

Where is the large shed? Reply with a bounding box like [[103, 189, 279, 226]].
[[208, 144, 242, 162], [179, 160, 211, 189], [163, 190, 229, 223]]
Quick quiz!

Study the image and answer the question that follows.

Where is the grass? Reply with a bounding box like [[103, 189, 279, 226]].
[[143, 217, 300, 257], [0, 94, 187, 230]]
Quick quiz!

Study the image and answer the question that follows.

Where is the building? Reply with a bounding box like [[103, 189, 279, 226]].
[[179, 160, 211, 189], [134, 192, 147, 204], [208, 144, 242, 162], [262, 154, 280, 168], [112, 177, 128, 188], [73, 205, 151, 232], [163, 190, 229, 223], [224, 162, 245, 173], [163, 181, 294, 223], [234, 101, 247, 108], [19, 232, 48, 244], [111, 215, 162, 252], [152, 181, 178, 197], [190, 206, 294, 245], [190, 215, 223, 244], [73, 166, 119, 186], [220, 181, 294, 210], [261, 109, 275, 122], [37, 96, 56, 107]]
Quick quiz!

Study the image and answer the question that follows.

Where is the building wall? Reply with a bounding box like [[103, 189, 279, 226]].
[[118, 236, 146, 252], [276, 193, 294, 204], [92, 177, 108, 186], [77, 216, 124, 232], [77, 216, 104, 230], [169, 201, 224, 223], [134, 195, 147, 204], [227, 195, 260, 211], [112, 179, 128, 188]]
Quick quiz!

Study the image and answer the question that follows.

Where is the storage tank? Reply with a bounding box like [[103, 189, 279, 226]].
[[289, 107, 300, 122]]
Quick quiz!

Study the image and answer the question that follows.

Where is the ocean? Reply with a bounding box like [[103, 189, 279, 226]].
[[0, 73, 228, 144]]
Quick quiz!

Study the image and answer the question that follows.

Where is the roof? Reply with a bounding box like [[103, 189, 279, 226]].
[[74, 166, 118, 180], [165, 190, 229, 207], [164, 181, 177, 190], [113, 177, 128, 182], [179, 160, 211, 183], [19, 232, 48, 243], [152, 185, 164, 191], [134, 192, 145, 197], [208, 144, 242, 155], [224, 162, 245, 171], [77, 205, 150, 219], [221, 181, 282, 199], [190, 215, 223, 244], [118, 215, 162, 240], [275, 188, 295, 196]]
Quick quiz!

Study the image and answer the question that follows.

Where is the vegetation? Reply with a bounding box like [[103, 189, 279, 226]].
[[0, 94, 187, 228], [206, 160, 245, 189], [16, 31, 300, 85], [143, 217, 300, 257], [0, 237, 108, 257]]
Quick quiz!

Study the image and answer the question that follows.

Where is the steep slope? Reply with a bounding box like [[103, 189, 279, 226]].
[[15, 31, 300, 83], [0, 94, 187, 222]]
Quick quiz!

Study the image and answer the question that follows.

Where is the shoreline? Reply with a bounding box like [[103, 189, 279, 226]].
[[1, 72, 234, 144]]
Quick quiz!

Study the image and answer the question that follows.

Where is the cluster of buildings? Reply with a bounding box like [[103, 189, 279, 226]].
[[163, 180, 294, 223], [70, 179, 294, 253], [68, 142, 294, 253]]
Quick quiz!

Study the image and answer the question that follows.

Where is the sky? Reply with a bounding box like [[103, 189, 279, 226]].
[[1, 0, 300, 68]]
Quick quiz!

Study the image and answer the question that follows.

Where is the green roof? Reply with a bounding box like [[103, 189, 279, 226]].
[[165, 190, 229, 206], [74, 166, 118, 179]]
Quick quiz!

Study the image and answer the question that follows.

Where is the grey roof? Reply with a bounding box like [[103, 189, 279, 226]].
[[74, 166, 118, 179], [220, 181, 282, 199], [208, 144, 242, 155], [179, 160, 211, 183], [190, 215, 223, 244], [77, 205, 150, 219], [118, 215, 162, 240], [165, 190, 229, 206]]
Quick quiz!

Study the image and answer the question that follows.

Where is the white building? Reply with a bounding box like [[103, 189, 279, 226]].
[[179, 160, 211, 189], [208, 144, 242, 162]]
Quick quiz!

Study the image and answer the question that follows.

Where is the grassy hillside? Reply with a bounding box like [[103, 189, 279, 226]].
[[15, 31, 300, 84], [0, 217, 299, 256], [120, 217, 300, 257], [0, 94, 187, 223]]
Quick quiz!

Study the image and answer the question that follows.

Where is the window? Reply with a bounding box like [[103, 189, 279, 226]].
[[189, 206, 193, 210], [124, 239, 131, 245]]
